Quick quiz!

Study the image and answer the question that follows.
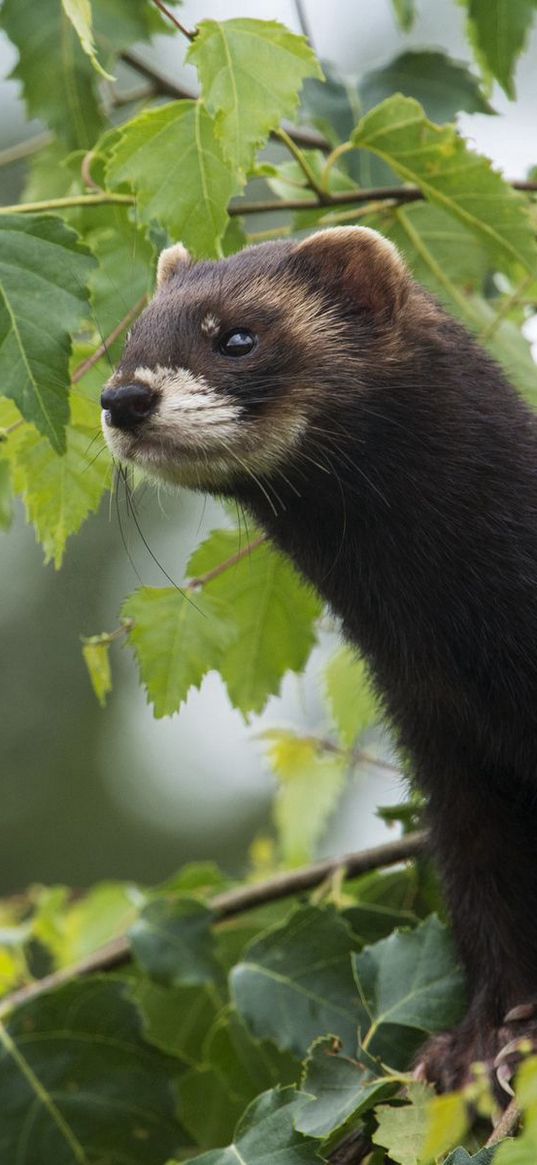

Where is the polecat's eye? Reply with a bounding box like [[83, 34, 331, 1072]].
[[219, 329, 257, 357]]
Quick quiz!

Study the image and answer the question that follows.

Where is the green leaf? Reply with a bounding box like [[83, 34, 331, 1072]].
[[0, 215, 96, 452], [462, 0, 536, 99], [6, 395, 111, 566], [0, 977, 190, 1161], [188, 530, 321, 716], [325, 646, 379, 749], [62, 0, 114, 80], [352, 916, 466, 1049], [373, 1083, 431, 1165], [231, 905, 364, 1058], [178, 1008, 299, 1147], [133, 979, 220, 1065], [361, 51, 494, 122], [351, 95, 537, 275], [391, 0, 416, 31], [374, 202, 490, 306], [92, 0, 171, 52], [0, 461, 13, 531], [123, 586, 233, 718], [188, 19, 323, 173], [445, 1150, 497, 1165], [179, 1087, 323, 1165], [107, 101, 242, 259], [264, 732, 347, 866], [129, 898, 222, 987], [0, 0, 167, 149], [85, 206, 154, 349], [296, 1036, 397, 1138], [82, 636, 112, 707], [0, 0, 104, 148]]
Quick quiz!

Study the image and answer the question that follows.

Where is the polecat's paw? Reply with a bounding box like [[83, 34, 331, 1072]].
[[494, 1003, 537, 1097], [413, 1005, 537, 1099]]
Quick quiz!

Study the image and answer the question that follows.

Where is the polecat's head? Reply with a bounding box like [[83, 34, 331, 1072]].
[[101, 227, 412, 490]]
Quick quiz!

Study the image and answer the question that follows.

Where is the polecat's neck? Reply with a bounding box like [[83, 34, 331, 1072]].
[[234, 342, 537, 689]]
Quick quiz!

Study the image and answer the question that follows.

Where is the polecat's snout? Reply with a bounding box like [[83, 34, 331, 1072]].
[[101, 382, 156, 431]]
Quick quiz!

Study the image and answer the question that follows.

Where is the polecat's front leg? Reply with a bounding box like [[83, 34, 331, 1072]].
[[414, 771, 537, 1096]]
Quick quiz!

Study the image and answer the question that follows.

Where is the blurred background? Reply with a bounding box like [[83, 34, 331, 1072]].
[[1, 0, 536, 893]]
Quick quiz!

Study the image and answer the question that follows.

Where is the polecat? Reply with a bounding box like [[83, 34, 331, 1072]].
[[101, 226, 537, 1092]]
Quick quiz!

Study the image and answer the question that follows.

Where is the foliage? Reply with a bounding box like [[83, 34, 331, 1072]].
[[1, 0, 537, 1160]]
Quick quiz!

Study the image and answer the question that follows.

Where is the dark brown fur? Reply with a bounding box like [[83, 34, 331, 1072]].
[[104, 228, 537, 1090]]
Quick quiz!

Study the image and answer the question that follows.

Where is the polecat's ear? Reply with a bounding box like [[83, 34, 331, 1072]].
[[295, 226, 410, 317], [156, 242, 192, 288]]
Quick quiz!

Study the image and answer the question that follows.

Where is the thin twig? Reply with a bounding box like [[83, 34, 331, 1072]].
[[0, 132, 53, 168], [276, 126, 329, 202], [293, 0, 315, 46], [0, 831, 427, 1015], [152, 0, 195, 40], [486, 1097, 520, 1145], [72, 296, 148, 384], [0, 193, 134, 215]]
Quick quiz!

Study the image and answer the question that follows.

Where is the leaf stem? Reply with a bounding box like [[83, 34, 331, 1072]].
[[187, 534, 267, 589], [321, 141, 353, 192], [151, 0, 195, 40], [0, 831, 427, 1014], [0, 193, 135, 215], [276, 126, 330, 201]]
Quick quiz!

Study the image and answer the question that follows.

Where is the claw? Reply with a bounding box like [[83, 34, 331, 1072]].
[[412, 1061, 428, 1083], [496, 1062, 515, 1097], [504, 1002, 537, 1023], [494, 1038, 526, 1068]]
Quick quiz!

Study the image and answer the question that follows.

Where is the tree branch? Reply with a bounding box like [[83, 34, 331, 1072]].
[[0, 831, 427, 1015], [486, 1096, 520, 1145]]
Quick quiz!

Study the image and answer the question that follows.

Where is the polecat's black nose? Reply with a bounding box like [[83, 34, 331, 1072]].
[[101, 383, 156, 430]]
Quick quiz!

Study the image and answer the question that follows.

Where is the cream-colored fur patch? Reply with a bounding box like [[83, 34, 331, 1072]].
[[201, 313, 220, 338]]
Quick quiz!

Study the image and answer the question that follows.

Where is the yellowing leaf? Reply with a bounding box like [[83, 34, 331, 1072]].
[[373, 1083, 430, 1165], [325, 646, 379, 749], [420, 1090, 469, 1162], [188, 19, 323, 173], [351, 95, 537, 275], [264, 731, 347, 866], [62, 0, 114, 80], [107, 101, 242, 258], [82, 637, 112, 707], [6, 395, 111, 567]]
